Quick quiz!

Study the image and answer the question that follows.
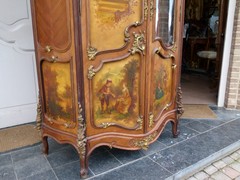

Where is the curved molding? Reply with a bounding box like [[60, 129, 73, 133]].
[[0, 20, 34, 51], [0, 0, 29, 26]]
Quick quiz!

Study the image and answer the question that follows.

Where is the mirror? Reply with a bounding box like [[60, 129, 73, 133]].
[[155, 0, 175, 47]]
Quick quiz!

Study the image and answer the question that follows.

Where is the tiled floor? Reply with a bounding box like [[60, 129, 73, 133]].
[[0, 107, 240, 180]]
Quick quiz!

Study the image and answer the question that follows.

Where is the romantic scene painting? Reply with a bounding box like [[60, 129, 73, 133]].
[[92, 56, 140, 129], [42, 61, 74, 123], [153, 55, 173, 116]]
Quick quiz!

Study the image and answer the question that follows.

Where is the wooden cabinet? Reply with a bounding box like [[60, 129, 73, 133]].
[[31, 0, 185, 178]]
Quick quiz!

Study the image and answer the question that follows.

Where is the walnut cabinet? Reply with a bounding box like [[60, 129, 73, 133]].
[[31, 0, 185, 178]]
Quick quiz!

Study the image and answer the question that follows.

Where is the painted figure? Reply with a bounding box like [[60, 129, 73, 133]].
[[98, 79, 116, 113], [155, 82, 164, 100], [115, 83, 132, 114]]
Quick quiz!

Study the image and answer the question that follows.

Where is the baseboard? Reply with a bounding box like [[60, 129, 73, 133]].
[[0, 104, 37, 129]]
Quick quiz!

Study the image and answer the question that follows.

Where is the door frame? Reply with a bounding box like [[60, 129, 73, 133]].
[[217, 0, 236, 107]]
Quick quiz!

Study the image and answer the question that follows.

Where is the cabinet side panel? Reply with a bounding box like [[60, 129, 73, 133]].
[[41, 61, 76, 128], [34, 0, 71, 51]]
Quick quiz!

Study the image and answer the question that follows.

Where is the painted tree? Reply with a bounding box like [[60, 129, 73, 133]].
[[121, 59, 139, 113]]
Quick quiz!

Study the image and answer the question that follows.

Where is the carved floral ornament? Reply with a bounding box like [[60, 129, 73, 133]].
[[149, 0, 155, 20], [144, 0, 155, 21], [136, 115, 143, 130], [144, 0, 148, 20], [148, 112, 154, 128], [88, 65, 96, 80], [155, 41, 177, 59], [77, 103, 87, 158], [130, 131, 158, 150], [99, 115, 143, 130], [36, 94, 42, 131], [87, 46, 98, 61], [130, 31, 146, 55], [177, 86, 184, 118], [87, 30, 146, 60]]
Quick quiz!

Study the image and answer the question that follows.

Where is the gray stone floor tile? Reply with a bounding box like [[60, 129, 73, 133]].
[[163, 122, 172, 131], [91, 157, 172, 180], [109, 148, 144, 164], [44, 138, 70, 155], [0, 165, 16, 180], [22, 169, 57, 180], [0, 154, 12, 168], [14, 155, 51, 179], [158, 130, 184, 146], [185, 121, 213, 133], [179, 118, 197, 125], [199, 119, 225, 127], [150, 147, 191, 173], [11, 145, 41, 163], [178, 125, 199, 140], [173, 142, 211, 165], [91, 146, 109, 156], [89, 151, 122, 175], [196, 130, 234, 152], [47, 146, 79, 168], [209, 105, 222, 111], [213, 119, 240, 142], [170, 138, 215, 166], [54, 161, 93, 180], [140, 140, 166, 155], [213, 109, 240, 121]]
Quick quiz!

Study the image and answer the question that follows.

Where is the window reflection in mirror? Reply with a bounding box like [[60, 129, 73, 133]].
[[155, 0, 175, 47]]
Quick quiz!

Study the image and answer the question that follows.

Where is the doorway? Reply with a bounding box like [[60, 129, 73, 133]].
[[181, 0, 229, 105]]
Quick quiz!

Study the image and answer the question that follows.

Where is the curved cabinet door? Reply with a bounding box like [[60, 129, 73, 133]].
[[89, 53, 145, 133], [147, 0, 184, 131], [81, 0, 146, 136]]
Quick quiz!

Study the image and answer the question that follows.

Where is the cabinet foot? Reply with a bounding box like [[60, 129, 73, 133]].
[[171, 121, 179, 138], [80, 168, 88, 179], [80, 155, 88, 179], [42, 136, 49, 155]]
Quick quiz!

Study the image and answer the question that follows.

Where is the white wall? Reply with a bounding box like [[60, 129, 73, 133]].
[[218, 0, 236, 107], [0, 0, 38, 129]]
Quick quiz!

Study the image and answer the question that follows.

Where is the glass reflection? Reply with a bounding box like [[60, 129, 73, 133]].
[[155, 0, 175, 46]]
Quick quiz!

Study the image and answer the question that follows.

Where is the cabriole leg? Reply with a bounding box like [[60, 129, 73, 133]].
[[171, 121, 179, 138], [42, 136, 49, 155], [79, 154, 88, 179]]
